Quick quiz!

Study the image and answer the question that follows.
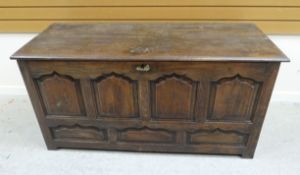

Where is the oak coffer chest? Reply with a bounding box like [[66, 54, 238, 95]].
[[11, 23, 289, 158]]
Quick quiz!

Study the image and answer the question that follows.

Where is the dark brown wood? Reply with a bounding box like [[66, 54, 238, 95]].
[[36, 72, 85, 116], [150, 74, 197, 121], [92, 73, 139, 118], [11, 23, 288, 62], [12, 23, 288, 158], [208, 75, 261, 122]]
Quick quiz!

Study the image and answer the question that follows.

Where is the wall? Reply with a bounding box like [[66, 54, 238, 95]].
[[1, 0, 300, 34], [0, 34, 36, 95], [0, 34, 299, 102], [270, 35, 300, 102]]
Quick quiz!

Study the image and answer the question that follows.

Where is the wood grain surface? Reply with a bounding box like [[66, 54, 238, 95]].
[[11, 23, 288, 62]]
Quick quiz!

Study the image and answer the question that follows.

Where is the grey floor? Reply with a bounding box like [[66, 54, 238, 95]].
[[0, 95, 299, 175]]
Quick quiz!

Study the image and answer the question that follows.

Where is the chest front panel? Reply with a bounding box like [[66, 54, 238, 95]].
[[21, 60, 279, 156]]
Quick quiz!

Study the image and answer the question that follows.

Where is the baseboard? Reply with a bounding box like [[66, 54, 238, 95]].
[[0, 86, 299, 102]]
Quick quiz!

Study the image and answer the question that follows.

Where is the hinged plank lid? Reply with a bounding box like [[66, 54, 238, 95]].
[[11, 23, 289, 62]]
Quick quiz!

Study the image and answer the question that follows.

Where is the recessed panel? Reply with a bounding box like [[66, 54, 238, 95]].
[[51, 124, 107, 142], [151, 74, 196, 120], [187, 128, 248, 146], [208, 75, 261, 121], [93, 73, 138, 118], [36, 72, 85, 116], [117, 127, 176, 144]]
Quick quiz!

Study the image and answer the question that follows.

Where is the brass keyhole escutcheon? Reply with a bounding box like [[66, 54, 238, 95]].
[[136, 64, 151, 72]]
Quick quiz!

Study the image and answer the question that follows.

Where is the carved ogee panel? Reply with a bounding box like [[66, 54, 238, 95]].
[[36, 72, 85, 116], [187, 128, 248, 146], [208, 74, 261, 121], [93, 73, 138, 118], [51, 124, 107, 142], [117, 127, 176, 144], [151, 74, 197, 120]]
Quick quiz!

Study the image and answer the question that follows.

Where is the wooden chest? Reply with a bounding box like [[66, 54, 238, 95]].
[[11, 23, 289, 158]]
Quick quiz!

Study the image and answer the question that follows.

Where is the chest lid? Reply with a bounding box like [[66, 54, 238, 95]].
[[11, 23, 288, 62]]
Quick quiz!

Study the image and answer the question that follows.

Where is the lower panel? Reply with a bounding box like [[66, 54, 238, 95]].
[[50, 124, 107, 143], [117, 127, 176, 144], [187, 129, 248, 146], [52, 140, 245, 155], [46, 120, 249, 156]]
